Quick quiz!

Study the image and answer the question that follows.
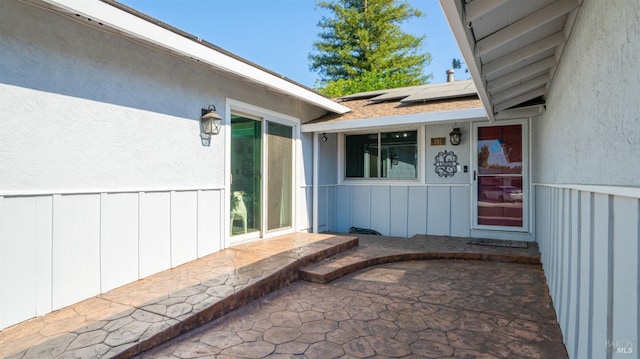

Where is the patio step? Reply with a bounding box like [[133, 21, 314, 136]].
[[300, 234, 541, 284]]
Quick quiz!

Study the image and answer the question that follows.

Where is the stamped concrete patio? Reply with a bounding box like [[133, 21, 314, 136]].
[[0, 233, 566, 358]]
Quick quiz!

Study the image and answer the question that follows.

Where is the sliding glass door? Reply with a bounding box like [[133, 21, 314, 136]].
[[230, 113, 294, 240]]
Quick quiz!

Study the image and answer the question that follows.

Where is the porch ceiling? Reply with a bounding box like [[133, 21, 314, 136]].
[[439, 0, 582, 122]]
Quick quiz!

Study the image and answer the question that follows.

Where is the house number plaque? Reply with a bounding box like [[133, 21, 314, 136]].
[[430, 137, 446, 146]]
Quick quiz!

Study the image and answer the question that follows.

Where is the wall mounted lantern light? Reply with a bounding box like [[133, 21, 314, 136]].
[[449, 124, 462, 145], [200, 105, 223, 137], [321, 133, 328, 142]]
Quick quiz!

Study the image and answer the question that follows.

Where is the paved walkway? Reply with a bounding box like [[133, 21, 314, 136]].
[[0, 233, 565, 358], [142, 260, 566, 358]]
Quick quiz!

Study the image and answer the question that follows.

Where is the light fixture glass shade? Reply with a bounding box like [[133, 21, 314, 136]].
[[201, 106, 223, 135], [449, 126, 462, 145]]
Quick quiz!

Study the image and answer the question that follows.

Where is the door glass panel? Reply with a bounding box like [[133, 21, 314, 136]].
[[266, 122, 293, 231], [230, 115, 261, 236], [477, 125, 523, 227]]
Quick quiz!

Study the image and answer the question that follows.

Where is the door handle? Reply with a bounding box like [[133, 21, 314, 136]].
[[473, 170, 476, 181]]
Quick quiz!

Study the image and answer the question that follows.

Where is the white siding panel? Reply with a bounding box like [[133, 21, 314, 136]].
[[100, 193, 139, 292], [576, 191, 592, 359], [371, 186, 390, 236], [427, 187, 450, 235], [450, 186, 470, 238], [352, 186, 371, 229], [612, 196, 638, 356], [35, 196, 52, 317], [318, 187, 328, 232], [336, 186, 352, 232], [560, 189, 570, 336], [407, 186, 427, 237], [197, 190, 222, 257], [0, 198, 37, 328], [389, 187, 408, 237], [326, 186, 337, 232], [52, 194, 100, 310], [139, 192, 171, 278], [170, 191, 198, 267], [566, 189, 580, 358], [591, 193, 611, 359]]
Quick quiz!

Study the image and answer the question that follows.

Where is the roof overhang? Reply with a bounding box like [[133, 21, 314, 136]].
[[301, 107, 487, 133], [26, 0, 351, 115], [439, 0, 582, 122]]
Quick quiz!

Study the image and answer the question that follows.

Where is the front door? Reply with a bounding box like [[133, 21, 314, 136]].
[[473, 120, 528, 231]]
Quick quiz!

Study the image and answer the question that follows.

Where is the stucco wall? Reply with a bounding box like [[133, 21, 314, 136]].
[[533, 0, 640, 186], [425, 122, 471, 184], [0, 0, 324, 194]]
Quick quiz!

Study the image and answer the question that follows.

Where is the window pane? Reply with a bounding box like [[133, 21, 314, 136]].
[[230, 115, 261, 236], [380, 131, 417, 178], [267, 122, 293, 231], [345, 134, 378, 178], [477, 125, 522, 175], [478, 176, 523, 227]]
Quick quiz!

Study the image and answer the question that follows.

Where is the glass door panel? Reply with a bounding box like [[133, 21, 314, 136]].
[[476, 124, 524, 228], [266, 122, 293, 231], [230, 115, 261, 236]]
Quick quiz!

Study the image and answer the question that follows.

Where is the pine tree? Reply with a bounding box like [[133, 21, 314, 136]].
[[310, 0, 432, 96]]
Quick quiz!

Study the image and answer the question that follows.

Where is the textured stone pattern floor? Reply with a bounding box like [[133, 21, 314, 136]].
[[140, 260, 567, 358], [0, 234, 357, 359]]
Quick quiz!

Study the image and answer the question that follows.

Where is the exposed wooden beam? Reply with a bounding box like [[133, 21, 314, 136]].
[[483, 32, 565, 77], [495, 105, 544, 120], [488, 56, 556, 93], [465, 0, 509, 23], [491, 75, 549, 104], [493, 87, 546, 113], [476, 0, 579, 57]]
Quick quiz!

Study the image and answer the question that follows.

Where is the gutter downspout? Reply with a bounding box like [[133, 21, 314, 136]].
[[312, 132, 319, 233]]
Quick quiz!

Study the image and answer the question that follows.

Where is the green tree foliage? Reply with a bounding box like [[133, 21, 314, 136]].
[[310, 0, 432, 96]]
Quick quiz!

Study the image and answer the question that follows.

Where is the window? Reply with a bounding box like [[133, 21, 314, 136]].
[[345, 131, 418, 179]]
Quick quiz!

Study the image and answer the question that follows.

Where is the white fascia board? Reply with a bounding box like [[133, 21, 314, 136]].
[[301, 107, 487, 133], [38, 0, 350, 115], [439, 0, 495, 123]]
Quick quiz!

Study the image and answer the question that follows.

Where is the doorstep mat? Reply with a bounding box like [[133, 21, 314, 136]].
[[468, 238, 528, 248]]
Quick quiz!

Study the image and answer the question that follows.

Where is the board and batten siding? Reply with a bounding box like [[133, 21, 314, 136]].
[[536, 185, 639, 358], [0, 189, 223, 329], [318, 184, 470, 238]]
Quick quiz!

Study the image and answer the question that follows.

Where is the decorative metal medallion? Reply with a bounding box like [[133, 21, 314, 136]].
[[434, 150, 459, 178]]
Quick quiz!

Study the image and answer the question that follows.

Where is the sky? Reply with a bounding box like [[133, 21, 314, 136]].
[[117, 0, 464, 88]]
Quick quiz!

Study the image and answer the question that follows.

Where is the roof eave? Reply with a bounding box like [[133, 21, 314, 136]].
[[34, 0, 351, 115], [301, 107, 487, 133], [439, 0, 495, 123]]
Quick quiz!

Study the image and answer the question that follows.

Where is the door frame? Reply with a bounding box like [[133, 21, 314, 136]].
[[225, 99, 299, 247], [471, 118, 530, 233]]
